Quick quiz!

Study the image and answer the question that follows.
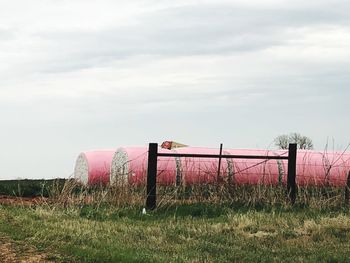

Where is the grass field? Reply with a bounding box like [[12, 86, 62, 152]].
[[0, 180, 350, 262], [0, 203, 350, 262]]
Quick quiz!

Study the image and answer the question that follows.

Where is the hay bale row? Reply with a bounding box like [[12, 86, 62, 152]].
[[74, 147, 350, 187]]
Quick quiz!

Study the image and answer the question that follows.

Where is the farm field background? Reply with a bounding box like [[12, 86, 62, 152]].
[[0, 179, 66, 198], [0, 179, 350, 262]]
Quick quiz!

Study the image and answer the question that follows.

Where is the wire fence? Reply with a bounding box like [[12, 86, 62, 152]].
[[146, 143, 299, 209]]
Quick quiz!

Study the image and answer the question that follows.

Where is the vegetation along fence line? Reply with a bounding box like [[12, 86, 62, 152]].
[[146, 143, 298, 210]]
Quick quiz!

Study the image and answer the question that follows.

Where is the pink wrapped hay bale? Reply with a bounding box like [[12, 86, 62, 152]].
[[74, 150, 115, 186], [110, 146, 177, 186]]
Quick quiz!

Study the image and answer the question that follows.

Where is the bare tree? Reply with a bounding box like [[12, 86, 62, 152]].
[[274, 134, 289, 149], [274, 133, 313, 150]]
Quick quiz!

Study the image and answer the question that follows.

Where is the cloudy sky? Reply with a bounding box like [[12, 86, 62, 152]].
[[0, 0, 349, 179]]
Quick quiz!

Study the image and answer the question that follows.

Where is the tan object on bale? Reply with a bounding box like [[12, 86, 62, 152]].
[[161, 141, 188, 150]]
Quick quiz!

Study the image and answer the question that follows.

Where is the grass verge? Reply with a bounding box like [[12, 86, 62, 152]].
[[0, 203, 350, 262]]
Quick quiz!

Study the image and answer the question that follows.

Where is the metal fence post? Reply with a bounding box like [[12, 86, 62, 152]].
[[287, 143, 297, 204], [345, 171, 350, 204], [146, 143, 158, 210], [217, 143, 223, 182]]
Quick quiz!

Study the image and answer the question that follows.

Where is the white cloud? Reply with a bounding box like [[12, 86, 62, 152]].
[[0, 0, 349, 179]]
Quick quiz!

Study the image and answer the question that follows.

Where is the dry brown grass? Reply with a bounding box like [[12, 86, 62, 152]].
[[47, 178, 348, 211]]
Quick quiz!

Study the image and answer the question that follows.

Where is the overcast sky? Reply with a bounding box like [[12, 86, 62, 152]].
[[0, 0, 349, 179]]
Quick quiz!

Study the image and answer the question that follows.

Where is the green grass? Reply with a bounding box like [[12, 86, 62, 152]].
[[0, 203, 350, 262], [1, 179, 349, 262]]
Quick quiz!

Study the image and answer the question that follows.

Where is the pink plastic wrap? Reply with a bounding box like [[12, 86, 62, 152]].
[[277, 150, 350, 187], [173, 147, 230, 185], [74, 150, 115, 186], [77, 146, 350, 188], [224, 148, 283, 185], [110, 147, 177, 186]]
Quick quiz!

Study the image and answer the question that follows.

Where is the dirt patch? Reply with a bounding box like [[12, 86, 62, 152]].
[[0, 196, 48, 206], [0, 237, 52, 263]]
